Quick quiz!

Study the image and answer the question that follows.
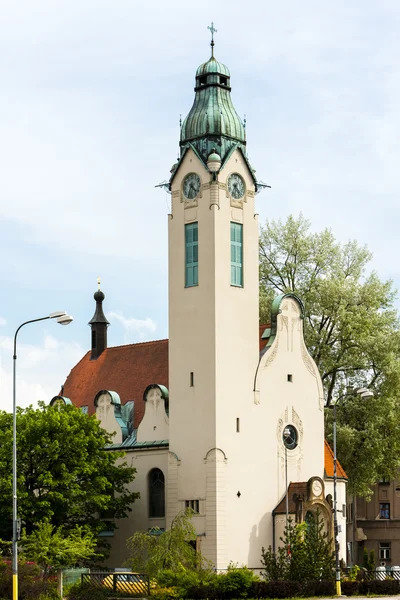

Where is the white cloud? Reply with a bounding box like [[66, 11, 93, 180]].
[[0, 318, 6, 327], [107, 311, 157, 344], [0, 335, 85, 413]]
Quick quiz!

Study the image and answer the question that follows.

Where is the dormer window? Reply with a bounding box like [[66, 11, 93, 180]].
[[199, 75, 207, 86], [220, 76, 228, 85]]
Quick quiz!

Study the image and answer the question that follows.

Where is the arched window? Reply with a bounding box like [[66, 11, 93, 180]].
[[149, 468, 165, 518]]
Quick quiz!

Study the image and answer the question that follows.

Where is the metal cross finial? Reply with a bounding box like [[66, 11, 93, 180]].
[[207, 22, 217, 57], [97, 277, 101, 290]]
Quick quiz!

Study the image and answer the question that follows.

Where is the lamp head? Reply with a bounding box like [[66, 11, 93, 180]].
[[56, 314, 73, 326], [357, 387, 374, 399], [49, 311, 67, 319]]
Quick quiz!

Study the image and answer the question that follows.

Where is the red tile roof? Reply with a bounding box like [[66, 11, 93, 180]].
[[61, 340, 168, 429], [324, 440, 347, 479]]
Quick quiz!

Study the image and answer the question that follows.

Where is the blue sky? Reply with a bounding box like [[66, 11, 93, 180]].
[[1, 0, 399, 410]]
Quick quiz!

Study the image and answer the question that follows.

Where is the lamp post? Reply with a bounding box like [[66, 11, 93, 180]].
[[12, 311, 73, 600], [331, 387, 373, 597]]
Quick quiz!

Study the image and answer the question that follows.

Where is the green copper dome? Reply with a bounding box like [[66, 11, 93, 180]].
[[196, 57, 230, 77], [180, 55, 245, 163]]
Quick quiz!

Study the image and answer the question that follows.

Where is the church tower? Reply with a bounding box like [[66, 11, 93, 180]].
[[167, 28, 261, 568]]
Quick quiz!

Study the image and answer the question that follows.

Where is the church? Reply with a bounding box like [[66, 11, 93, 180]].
[[51, 34, 347, 569]]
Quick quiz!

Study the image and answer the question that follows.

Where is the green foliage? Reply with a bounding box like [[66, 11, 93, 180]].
[[261, 512, 334, 582], [345, 563, 360, 581], [66, 581, 110, 600], [0, 403, 139, 544], [259, 215, 400, 496], [217, 564, 258, 598], [21, 521, 98, 576], [157, 564, 258, 599], [363, 547, 375, 570], [126, 510, 204, 578], [0, 559, 60, 600]]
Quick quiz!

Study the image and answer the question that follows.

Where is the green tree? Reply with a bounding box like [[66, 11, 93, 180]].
[[21, 521, 97, 577], [261, 512, 334, 582], [126, 510, 203, 578], [0, 403, 139, 542], [259, 214, 400, 495]]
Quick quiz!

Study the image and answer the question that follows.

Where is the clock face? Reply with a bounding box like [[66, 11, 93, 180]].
[[228, 174, 245, 199], [312, 479, 323, 496], [183, 173, 201, 200]]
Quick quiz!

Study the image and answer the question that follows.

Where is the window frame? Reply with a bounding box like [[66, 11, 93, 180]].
[[379, 502, 390, 519], [148, 468, 165, 518], [185, 222, 199, 287], [185, 499, 200, 514], [230, 222, 243, 287], [379, 542, 391, 560]]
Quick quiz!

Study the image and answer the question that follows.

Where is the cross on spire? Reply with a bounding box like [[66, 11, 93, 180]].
[[207, 22, 217, 57]]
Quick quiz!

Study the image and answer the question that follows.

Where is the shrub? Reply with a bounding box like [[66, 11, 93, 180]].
[[360, 578, 400, 596], [66, 581, 110, 600], [263, 580, 302, 598], [0, 561, 60, 600], [217, 565, 258, 599], [300, 579, 334, 597], [341, 580, 360, 596], [151, 587, 179, 600]]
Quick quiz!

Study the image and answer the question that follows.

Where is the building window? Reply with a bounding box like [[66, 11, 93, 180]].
[[230, 222, 243, 286], [185, 500, 200, 513], [283, 425, 298, 450], [380, 542, 391, 560], [149, 468, 165, 518], [379, 503, 390, 519], [92, 330, 97, 348], [190, 372, 194, 387], [236, 418, 240, 433], [185, 223, 198, 287]]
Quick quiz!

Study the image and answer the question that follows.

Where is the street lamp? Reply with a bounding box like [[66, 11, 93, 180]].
[[12, 311, 73, 600], [331, 387, 374, 597]]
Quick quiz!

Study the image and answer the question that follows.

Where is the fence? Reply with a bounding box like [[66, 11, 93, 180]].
[[81, 572, 150, 597], [360, 567, 400, 581], [63, 568, 90, 587]]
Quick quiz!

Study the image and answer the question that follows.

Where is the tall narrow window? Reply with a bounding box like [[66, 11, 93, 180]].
[[379, 503, 390, 519], [185, 223, 198, 287], [149, 468, 165, 518], [231, 222, 243, 286]]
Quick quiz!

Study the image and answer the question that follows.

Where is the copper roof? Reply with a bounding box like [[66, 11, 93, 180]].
[[61, 340, 168, 429]]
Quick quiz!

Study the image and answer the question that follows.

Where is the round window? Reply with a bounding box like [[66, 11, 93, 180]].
[[283, 425, 298, 450]]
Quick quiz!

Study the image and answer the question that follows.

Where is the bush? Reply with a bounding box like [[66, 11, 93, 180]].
[[0, 561, 60, 600], [218, 566, 258, 598], [360, 578, 400, 596], [66, 581, 110, 600], [151, 587, 179, 600], [341, 580, 360, 596]]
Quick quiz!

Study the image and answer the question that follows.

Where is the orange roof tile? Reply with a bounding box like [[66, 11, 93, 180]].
[[324, 439, 347, 479], [61, 340, 168, 429]]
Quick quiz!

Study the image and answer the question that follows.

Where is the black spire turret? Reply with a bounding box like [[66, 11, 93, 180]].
[[88, 278, 109, 360]]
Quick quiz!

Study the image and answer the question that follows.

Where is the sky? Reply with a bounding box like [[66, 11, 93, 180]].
[[1, 0, 399, 411]]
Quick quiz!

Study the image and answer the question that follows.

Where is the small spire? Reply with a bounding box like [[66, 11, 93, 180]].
[[207, 22, 217, 58], [97, 276, 101, 290]]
